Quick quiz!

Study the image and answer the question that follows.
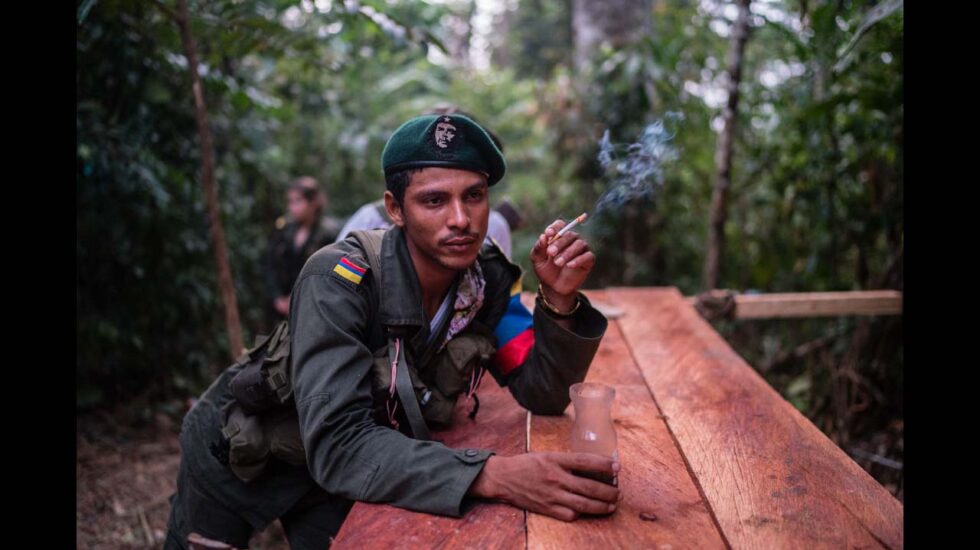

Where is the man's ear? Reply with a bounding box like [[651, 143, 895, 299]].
[[383, 190, 405, 227]]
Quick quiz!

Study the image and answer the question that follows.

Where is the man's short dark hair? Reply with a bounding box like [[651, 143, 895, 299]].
[[384, 167, 423, 205]]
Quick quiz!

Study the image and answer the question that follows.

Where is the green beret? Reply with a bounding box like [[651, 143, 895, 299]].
[[381, 114, 506, 185]]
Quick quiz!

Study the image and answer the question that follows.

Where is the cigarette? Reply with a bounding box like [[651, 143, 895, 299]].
[[548, 212, 588, 245]]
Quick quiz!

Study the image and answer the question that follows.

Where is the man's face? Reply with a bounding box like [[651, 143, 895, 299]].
[[388, 167, 489, 272], [434, 122, 456, 148]]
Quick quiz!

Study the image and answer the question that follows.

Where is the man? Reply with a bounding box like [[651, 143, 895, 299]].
[[336, 111, 517, 258], [166, 114, 616, 549], [264, 177, 344, 321]]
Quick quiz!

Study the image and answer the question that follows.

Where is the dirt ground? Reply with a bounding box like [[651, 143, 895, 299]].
[[76, 408, 288, 550]]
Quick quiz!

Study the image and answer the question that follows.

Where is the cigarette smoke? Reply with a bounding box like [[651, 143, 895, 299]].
[[592, 112, 682, 217]]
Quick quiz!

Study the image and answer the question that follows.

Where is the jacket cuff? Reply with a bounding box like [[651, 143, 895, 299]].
[[444, 448, 495, 517], [535, 292, 608, 341]]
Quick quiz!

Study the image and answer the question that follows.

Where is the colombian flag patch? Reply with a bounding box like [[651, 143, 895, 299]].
[[333, 257, 368, 285]]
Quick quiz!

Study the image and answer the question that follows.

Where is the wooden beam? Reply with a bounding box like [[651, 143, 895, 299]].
[[611, 287, 903, 549], [686, 291, 902, 319]]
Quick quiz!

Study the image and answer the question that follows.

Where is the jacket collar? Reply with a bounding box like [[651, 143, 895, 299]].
[[379, 225, 428, 329]]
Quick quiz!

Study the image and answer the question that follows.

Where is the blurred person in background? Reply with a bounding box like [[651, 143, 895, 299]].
[[264, 177, 344, 321]]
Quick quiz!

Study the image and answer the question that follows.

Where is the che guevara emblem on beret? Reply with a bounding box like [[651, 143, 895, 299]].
[[429, 116, 461, 156]]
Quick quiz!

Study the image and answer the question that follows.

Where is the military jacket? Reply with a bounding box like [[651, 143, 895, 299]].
[[179, 225, 608, 529]]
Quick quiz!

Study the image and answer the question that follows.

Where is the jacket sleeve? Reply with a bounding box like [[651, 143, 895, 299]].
[[489, 278, 608, 415], [289, 262, 493, 517]]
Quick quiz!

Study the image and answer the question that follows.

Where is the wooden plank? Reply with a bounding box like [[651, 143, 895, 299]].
[[611, 287, 903, 549], [687, 291, 903, 319], [735, 291, 902, 318], [527, 290, 727, 550], [332, 378, 526, 549]]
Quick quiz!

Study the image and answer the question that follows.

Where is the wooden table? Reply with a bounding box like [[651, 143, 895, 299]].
[[332, 288, 903, 549]]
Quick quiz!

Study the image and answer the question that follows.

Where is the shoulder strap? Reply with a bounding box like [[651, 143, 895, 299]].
[[388, 335, 431, 440], [349, 229, 431, 441], [348, 228, 386, 349], [349, 229, 384, 287]]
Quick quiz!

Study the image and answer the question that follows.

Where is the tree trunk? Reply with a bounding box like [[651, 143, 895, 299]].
[[703, 0, 751, 291], [173, 0, 245, 362], [572, 0, 652, 69]]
